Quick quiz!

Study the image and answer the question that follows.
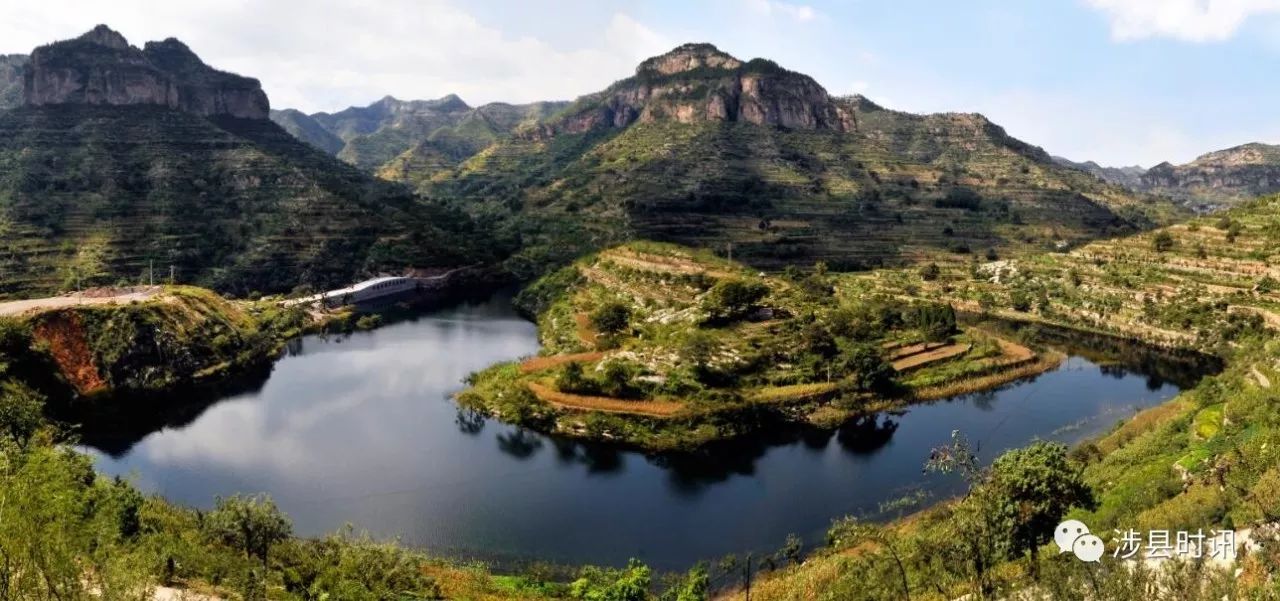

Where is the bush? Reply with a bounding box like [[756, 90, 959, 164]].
[[836, 342, 895, 393], [203, 494, 292, 566], [905, 302, 956, 342], [702, 279, 769, 324], [590, 302, 631, 335], [354, 314, 383, 330], [0, 381, 45, 446], [935, 187, 982, 210]]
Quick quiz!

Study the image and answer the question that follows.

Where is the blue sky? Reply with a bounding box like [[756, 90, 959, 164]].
[[6, 0, 1280, 166]]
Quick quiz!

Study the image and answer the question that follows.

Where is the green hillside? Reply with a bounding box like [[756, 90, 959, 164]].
[[406, 45, 1180, 278], [0, 105, 492, 298], [268, 108, 344, 154], [271, 95, 569, 175]]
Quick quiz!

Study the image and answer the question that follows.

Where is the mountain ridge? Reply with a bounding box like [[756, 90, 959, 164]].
[[0, 26, 493, 299], [270, 94, 569, 172], [394, 43, 1176, 275], [1058, 142, 1280, 209]]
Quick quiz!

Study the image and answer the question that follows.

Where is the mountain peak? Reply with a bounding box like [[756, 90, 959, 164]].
[[25, 25, 268, 119], [76, 24, 130, 50], [637, 43, 743, 76]]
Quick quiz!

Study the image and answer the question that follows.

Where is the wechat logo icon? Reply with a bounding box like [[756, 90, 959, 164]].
[[1055, 520, 1103, 562]]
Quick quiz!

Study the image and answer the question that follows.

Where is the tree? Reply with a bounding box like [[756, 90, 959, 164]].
[[1152, 231, 1175, 252], [702, 279, 769, 323], [919, 263, 941, 281], [570, 559, 651, 601], [906, 302, 957, 343], [204, 494, 293, 566], [660, 563, 708, 601], [836, 342, 896, 393], [557, 361, 592, 394], [0, 381, 44, 447], [802, 322, 838, 358], [1009, 290, 1033, 313], [590, 302, 631, 335], [988, 442, 1094, 564]]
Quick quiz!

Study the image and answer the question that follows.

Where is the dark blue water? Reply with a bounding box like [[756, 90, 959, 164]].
[[83, 295, 1192, 570]]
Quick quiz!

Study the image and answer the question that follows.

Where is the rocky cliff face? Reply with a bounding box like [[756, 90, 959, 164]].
[[1139, 143, 1280, 208], [539, 43, 846, 136], [0, 54, 28, 110], [22, 25, 268, 119]]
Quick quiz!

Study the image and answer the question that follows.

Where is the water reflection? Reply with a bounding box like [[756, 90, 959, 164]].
[[77, 296, 1215, 570]]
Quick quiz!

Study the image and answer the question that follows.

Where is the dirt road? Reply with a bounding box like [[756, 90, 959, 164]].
[[0, 287, 162, 317]]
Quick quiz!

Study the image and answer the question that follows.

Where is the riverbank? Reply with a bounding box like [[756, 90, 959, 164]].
[[457, 242, 1141, 452]]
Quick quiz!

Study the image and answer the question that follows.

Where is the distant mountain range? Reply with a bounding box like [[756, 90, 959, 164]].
[[0, 25, 491, 298], [269, 95, 568, 173], [1056, 143, 1280, 210], [6, 27, 1274, 296]]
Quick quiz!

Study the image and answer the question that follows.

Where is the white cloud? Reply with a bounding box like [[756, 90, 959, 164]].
[[745, 0, 819, 23], [1085, 0, 1280, 42], [971, 88, 1216, 167], [0, 0, 675, 113]]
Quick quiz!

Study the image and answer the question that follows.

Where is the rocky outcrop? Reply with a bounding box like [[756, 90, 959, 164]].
[[1056, 143, 1280, 208], [538, 43, 846, 136], [22, 25, 268, 119], [0, 54, 28, 110]]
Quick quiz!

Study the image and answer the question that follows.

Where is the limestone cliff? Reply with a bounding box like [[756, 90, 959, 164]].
[[22, 25, 268, 119], [1140, 143, 1280, 208], [538, 43, 846, 136]]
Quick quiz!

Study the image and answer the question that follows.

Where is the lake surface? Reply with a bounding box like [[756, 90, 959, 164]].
[[83, 295, 1197, 570]]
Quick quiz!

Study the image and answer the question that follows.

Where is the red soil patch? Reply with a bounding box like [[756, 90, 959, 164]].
[[31, 312, 107, 395], [574, 312, 598, 346], [526, 382, 683, 417], [519, 351, 605, 373]]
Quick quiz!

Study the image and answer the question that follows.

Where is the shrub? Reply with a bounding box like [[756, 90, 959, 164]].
[[702, 279, 769, 324], [204, 494, 292, 566], [905, 302, 956, 342], [836, 342, 895, 393], [590, 302, 631, 335]]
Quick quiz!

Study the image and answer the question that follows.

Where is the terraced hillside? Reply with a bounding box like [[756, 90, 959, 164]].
[[0, 27, 493, 299], [411, 44, 1178, 277], [844, 196, 1280, 353], [460, 241, 1057, 450], [720, 196, 1280, 601]]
